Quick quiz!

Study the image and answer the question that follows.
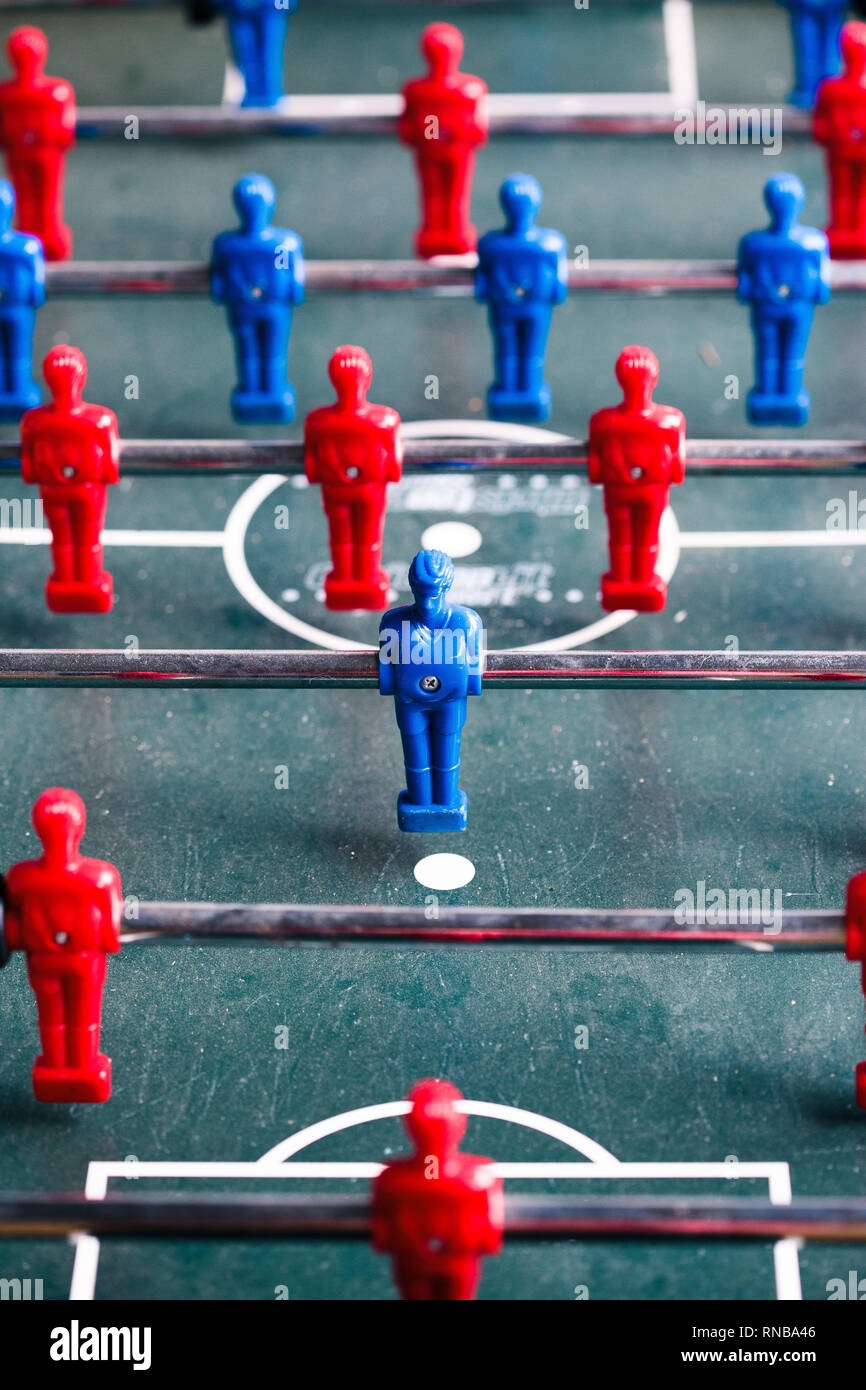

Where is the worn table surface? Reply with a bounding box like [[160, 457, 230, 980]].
[[0, 0, 864, 1301]]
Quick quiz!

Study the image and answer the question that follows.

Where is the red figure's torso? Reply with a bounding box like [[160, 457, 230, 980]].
[[305, 401, 402, 497], [588, 402, 686, 500], [5, 856, 122, 958], [0, 72, 75, 153], [22, 400, 119, 498], [399, 73, 488, 155]]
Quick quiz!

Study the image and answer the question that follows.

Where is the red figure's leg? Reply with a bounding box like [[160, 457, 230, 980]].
[[41, 498, 74, 583], [32, 150, 70, 260], [449, 149, 475, 250], [350, 493, 386, 584], [323, 494, 353, 582], [604, 497, 633, 583], [64, 955, 106, 1071], [25, 958, 66, 1068], [631, 497, 667, 584], [8, 155, 40, 238], [71, 493, 107, 586]]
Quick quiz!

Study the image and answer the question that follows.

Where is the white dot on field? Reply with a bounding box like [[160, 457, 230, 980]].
[[566, 588, 584, 603], [414, 853, 476, 891], [281, 588, 300, 603], [420, 522, 483, 558]]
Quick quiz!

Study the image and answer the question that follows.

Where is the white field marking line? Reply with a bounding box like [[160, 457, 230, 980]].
[[0, 528, 224, 548], [398, 420, 682, 654], [680, 529, 866, 548], [69, 1155, 796, 1302], [663, 0, 699, 107], [218, 91, 692, 120], [220, 419, 667, 652], [257, 1097, 620, 1165]]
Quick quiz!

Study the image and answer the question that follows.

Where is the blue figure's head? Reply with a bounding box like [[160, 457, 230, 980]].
[[500, 173, 542, 234], [409, 549, 455, 604], [764, 172, 805, 233], [0, 179, 14, 236], [233, 173, 276, 234]]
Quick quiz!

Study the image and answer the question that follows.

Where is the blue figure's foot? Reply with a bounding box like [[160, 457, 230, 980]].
[[487, 383, 551, 424], [0, 384, 40, 423], [788, 87, 818, 110], [241, 92, 282, 110], [397, 789, 469, 833], [231, 385, 296, 424], [747, 389, 810, 427]]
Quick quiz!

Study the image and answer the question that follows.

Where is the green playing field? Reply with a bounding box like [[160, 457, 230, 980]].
[[0, 0, 865, 1302]]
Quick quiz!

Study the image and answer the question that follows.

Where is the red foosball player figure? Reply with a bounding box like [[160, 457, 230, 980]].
[[3, 788, 122, 1103], [399, 23, 489, 258], [0, 26, 75, 261], [372, 1078, 504, 1300], [304, 345, 402, 611], [844, 870, 866, 1108], [588, 346, 686, 613], [813, 21, 866, 259], [21, 345, 120, 613]]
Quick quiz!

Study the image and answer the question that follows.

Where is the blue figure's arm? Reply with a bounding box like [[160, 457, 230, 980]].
[[815, 240, 832, 305], [464, 609, 485, 696], [26, 241, 45, 307], [210, 237, 228, 304], [474, 242, 490, 303], [378, 614, 397, 695], [552, 234, 569, 306], [285, 233, 305, 305], [736, 235, 754, 302]]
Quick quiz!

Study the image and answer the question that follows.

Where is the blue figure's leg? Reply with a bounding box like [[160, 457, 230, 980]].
[[517, 304, 553, 420], [230, 312, 257, 395], [489, 309, 543, 422], [397, 707, 434, 808], [789, 11, 827, 108], [0, 309, 39, 420], [430, 701, 467, 811], [749, 309, 810, 426], [820, 11, 845, 99], [778, 305, 814, 423], [491, 310, 519, 392], [230, 13, 289, 108], [0, 317, 11, 394], [264, 305, 295, 418]]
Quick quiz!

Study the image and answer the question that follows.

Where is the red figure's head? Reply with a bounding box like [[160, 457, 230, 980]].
[[421, 22, 463, 80], [32, 787, 86, 864], [43, 345, 87, 411], [328, 344, 372, 411], [615, 345, 659, 411], [841, 22, 866, 79], [6, 26, 48, 83], [405, 1078, 466, 1158]]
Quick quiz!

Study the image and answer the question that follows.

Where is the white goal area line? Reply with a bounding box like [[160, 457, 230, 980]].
[[69, 1156, 800, 1303], [221, 1, 698, 117]]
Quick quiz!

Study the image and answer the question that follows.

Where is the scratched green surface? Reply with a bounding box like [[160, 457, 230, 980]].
[[0, 1, 864, 1301]]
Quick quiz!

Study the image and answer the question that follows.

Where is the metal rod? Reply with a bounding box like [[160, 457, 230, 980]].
[[1, 436, 866, 476], [1, 1192, 864, 1242], [72, 100, 813, 139], [42, 259, 866, 297], [0, 649, 865, 690], [109, 901, 847, 951]]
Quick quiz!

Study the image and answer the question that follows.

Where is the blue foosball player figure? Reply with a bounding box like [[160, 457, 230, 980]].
[[475, 173, 568, 423], [215, 0, 297, 108], [210, 172, 304, 424], [0, 178, 43, 422], [379, 550, 484, 833], [737, 172, 830, 427], [778, 0, 846, 108]]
